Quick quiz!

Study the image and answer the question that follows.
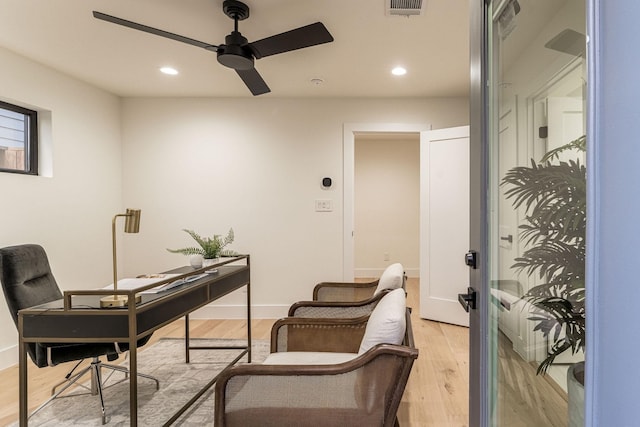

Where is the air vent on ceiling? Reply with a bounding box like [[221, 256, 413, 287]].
[[387, 0, 424, 16]]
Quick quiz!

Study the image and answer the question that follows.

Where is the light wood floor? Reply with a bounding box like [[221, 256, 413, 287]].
[[496, 330, 568, 427], [0, 279, 470, 426]]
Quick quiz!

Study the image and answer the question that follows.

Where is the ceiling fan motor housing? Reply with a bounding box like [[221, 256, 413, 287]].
[[217, 31, 254, 70]]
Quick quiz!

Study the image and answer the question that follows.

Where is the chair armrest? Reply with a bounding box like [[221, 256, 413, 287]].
[[271, 316, 369, 353], [403, 307, 415, 348], [288, 291, 387, 318], [312, 280, 378, 302], [214, 344, 418, 427]]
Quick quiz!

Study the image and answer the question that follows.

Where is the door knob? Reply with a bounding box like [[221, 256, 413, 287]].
[[458, 287, 477, 312], [465, 250, 477, 269]]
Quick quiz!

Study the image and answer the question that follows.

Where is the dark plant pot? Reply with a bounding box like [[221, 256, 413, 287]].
[[568, 361, 585, 427]]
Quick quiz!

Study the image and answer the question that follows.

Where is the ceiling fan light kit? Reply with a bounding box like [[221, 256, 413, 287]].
[[93, 0, 334, 96]]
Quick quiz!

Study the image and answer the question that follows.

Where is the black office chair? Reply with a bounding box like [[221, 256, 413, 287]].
[[0, 244, 158, 424]]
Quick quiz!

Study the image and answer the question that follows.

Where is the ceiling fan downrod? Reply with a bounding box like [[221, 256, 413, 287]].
[[217, 0, 254, 70]]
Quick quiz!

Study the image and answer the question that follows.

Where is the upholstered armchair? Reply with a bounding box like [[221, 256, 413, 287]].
[[214, 288, 417, 427], [288, 262, 405, 318]]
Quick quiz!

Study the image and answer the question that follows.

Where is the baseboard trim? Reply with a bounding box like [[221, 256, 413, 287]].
[[0, 344, 17, 370], [189, 304, 289, 320], [355, 267, 419, 278]]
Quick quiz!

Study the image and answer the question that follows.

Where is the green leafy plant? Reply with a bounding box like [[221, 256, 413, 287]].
[[502, 135, 586, 374], [167, 228, 236, 259]]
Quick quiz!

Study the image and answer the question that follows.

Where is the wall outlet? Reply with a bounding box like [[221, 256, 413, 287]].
[[384, 252, 390, 261], [315, 199, 333, 212]]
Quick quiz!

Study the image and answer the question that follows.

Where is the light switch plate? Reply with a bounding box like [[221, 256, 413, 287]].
[[315, 199, 333, 212]]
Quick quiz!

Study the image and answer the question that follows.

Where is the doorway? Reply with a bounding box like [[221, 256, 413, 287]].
[[353, 132, 420, 279], [343, 123, 431, 281], [344, 123, 471, 327]]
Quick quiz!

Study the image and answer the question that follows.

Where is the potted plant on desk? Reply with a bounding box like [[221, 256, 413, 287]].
[[167, 228, 236, 268]]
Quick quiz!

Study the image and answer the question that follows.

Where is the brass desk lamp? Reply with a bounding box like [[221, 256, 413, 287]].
[[101, 208, 141, 308]]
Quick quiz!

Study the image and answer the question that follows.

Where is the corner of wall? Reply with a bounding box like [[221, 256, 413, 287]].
[[0, 345, 17, 370]]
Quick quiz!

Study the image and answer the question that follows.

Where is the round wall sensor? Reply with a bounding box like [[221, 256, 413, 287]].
[[322, 177, 332, 188]]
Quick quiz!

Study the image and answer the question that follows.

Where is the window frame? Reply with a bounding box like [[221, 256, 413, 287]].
[[0, 100, 38, 175]]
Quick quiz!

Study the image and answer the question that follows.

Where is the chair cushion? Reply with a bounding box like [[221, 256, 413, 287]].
[[358, 288, 406, 354], [373, 263, 404, 295], [264, 351, 357, 365]]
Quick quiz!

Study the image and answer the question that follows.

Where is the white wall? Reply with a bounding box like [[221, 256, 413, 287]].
[[354, 133, 420, 277], [120, 97, 468, 318], [0, 47, 123, 368], [0, 45, 468, 369]]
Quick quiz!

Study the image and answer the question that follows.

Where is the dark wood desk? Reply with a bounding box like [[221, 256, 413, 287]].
[[18, 256, 251, 426]]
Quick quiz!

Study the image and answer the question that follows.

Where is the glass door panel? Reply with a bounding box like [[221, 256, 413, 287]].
[[486, 0, 586, 425]]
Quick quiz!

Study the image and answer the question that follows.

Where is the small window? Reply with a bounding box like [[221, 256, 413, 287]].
[[0, 101, 38, 175]]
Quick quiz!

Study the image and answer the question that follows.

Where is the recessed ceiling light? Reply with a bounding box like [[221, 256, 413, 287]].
[[160, 66, 179, 75], [391, 66, 407, 76]]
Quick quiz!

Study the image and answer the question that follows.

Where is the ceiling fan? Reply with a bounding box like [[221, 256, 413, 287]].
[[93, 0, 334, 96]]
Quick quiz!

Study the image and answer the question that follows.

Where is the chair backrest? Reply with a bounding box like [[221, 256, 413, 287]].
[[355, 290, 415, 425], [358, 288, 406, 354], [373, 263, 404, 296], [0, 244, 63, 328]]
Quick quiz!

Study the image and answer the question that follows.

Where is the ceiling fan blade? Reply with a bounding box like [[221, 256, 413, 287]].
[[235, 68, 271, 96], [93, 11, 218, 52], [248, 22, 333, 59]]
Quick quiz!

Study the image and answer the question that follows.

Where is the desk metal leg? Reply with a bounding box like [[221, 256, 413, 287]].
[[247, 281, 252, 363], [129, 305, 138, 427], [19, 337, 28, 426], [185, 314, 190, 363], [128, 342, 138, 426]]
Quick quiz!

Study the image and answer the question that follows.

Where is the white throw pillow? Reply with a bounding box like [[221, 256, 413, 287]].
[[358, 288, 406, 354], [373, 263, 404, 295]]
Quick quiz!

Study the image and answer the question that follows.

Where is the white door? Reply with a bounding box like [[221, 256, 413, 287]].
[[547, 95, 585, 161], [420, 125, 470, 326]]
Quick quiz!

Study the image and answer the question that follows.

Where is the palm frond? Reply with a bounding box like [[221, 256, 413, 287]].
[[541, 135, 586, 162], [502, 134, 586, 374], [524, 296, 586, 375], [513, 240, 584, 279]]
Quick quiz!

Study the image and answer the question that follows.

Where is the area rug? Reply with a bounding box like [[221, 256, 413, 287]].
[[16, 338, 270, 426]]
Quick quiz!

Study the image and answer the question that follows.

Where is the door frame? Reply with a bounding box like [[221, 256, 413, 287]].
[[469, 0, 490, 425], [342, 122, 431, 281]]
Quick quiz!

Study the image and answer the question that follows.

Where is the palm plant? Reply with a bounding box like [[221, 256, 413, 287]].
[[501, 135, 586, 374], [167, 228, 236, 259]]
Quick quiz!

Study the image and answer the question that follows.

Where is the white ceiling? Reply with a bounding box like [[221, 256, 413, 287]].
[[0, 0, 469, 98]]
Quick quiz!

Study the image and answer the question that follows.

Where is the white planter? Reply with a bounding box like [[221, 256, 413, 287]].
[[568, 361, 585, 427], [202, 258, 219, 268], [189, 254, 203, 268]]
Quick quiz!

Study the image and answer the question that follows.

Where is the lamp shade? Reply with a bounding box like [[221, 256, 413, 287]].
[[124, 209, 141, 233]]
